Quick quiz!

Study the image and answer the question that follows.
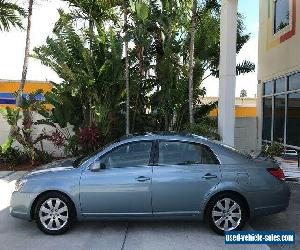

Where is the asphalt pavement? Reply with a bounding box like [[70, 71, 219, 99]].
[[0, 171, 297, 250]]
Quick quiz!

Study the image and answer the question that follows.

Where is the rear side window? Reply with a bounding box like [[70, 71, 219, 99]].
[[158, 141, 219, 165]]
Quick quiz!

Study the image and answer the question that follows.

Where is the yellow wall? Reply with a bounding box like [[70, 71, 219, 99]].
[[258, 0, 300, 82], [209, 107, 256, 118], [0, 80, 52, 93], [209, 107, 257, 118], [0, 80, 52, 109]]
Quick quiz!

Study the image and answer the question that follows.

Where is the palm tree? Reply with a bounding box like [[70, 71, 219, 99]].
[[188, 0, 197, 125], [16, 0, 34, 107], [124, 2, 130, 135], [7, 0, 33, 143], [0, 0, 25, 31], [65, 0, 130, 134]]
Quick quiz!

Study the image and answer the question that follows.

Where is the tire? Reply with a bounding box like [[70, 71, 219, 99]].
[[205, 193, 247, 235], [34, 192, 75, 235]]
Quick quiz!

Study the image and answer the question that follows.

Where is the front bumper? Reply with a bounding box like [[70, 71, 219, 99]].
[[10, 191, 38, 221]]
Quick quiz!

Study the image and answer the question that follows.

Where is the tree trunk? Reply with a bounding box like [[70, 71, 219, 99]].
[[16, 0, 33, 107], [124, 3, 130, 135], [8, 0, 33, 142], [88, 18, 94, 127], [188, 0, 197, 125], [88, 2, 95, 127]]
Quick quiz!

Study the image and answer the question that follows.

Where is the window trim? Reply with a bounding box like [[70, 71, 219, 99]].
[[92, 140, 156, 169], [154, 140, 220, 166]]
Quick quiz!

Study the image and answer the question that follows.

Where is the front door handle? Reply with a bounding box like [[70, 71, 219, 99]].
[[202, 173, 217, 180], [136, 176, 151, 182]]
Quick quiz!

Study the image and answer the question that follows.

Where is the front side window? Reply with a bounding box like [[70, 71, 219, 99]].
[[158, 141, 219, 165], [274, 0, 290, 33], [101, 141, 153, 168]]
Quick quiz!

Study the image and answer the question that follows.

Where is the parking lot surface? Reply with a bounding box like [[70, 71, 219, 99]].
[[0, 171, 296, 250]]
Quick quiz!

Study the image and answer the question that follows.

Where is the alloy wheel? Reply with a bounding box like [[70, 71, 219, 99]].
[[38, 198, 69, 231], [211, 198, 242, 231]]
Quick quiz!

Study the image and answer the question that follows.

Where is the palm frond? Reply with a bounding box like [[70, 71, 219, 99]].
[[0, 0, 26, 31], [236, 60, 255, 75]]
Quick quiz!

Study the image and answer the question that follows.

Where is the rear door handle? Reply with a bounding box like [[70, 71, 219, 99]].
[[202, 173, 217, 180], [136, 176, 151, 182]]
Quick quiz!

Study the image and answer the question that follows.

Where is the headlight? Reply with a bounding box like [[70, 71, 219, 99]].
[[15, 179, 28, 192]]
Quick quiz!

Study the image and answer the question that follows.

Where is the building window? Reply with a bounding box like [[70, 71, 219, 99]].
[[273, 94, 285, 142], [286, 92, 300, 146], [288, 72, 300, 91], [262, 97, 272, 141], [274, 0, 290, 34], [275, 77, 286, 93], [264, 81, 273, 95], [262, 72, 300, 148]]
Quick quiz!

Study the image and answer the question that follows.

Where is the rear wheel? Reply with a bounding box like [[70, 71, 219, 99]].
[[35, 192, 75, 235], [205, 193, 247, 235]]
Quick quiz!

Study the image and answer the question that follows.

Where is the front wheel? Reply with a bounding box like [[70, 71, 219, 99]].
[[35, 192, 74, 235], [205, 193, 247, 235]]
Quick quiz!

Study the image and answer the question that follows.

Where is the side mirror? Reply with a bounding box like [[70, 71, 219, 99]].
[[90, 161, 106, 172]]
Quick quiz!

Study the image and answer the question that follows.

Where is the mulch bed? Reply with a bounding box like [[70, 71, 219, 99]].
[[0, 157, 68, 171], [0, 163, 37, 171]]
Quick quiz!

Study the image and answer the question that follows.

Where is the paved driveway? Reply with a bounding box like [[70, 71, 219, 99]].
[[0, 171, 291, 250]]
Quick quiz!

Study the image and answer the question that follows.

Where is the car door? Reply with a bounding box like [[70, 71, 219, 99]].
[[80, 140, 154, 216], [151, 140, 221, 215]]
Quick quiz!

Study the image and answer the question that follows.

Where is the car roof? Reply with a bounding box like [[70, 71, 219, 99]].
[[118, 132, 209, 143], [113, 133, 252, 165]]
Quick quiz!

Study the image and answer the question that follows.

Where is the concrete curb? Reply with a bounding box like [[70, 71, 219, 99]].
[[0, 171, 15, 179]]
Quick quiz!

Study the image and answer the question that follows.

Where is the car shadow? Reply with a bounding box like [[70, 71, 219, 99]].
[[249, 183, 300, 249], [0, 205, 272, 250]]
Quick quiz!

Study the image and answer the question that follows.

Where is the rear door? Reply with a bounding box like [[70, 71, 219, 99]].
[[151, 140, 221, 215]]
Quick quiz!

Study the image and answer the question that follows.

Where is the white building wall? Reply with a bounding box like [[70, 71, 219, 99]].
[[235, 117, 259, 153], [0, 113, 73, 157]]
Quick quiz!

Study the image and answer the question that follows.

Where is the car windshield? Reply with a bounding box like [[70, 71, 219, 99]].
[[72, 151, 100, 168]]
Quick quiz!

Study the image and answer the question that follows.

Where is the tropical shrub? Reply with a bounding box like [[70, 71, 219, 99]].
[[261, 141, 284, 158], [33, 10, 125, 140], [0, 91, 55, 165], [46, 129, 66, 149], [34, 150, 54, 165], [0, 146, 30, 166], [64, 135, 79, 156], [33, 0, 255, 141], [78, 125, 101, 155], [183, 117, 220, 140]]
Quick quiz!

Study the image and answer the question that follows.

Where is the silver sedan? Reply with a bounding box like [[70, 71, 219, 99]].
[[10, 134, 290, 235]]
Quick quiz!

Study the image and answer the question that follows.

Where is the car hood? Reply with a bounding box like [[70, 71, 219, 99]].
[[24, 158, 76, 178]]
